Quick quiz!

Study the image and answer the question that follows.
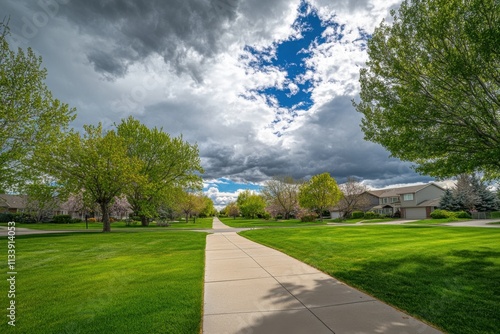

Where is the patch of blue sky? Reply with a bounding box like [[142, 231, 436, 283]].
[[204, 178, 262, 193], [244, 2, 325, 111]]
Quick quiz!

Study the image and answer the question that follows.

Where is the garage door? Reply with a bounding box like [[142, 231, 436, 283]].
[[405, 208, 427, 219]]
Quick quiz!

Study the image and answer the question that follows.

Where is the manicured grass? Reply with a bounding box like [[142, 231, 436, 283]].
[[408, 218, 470, 224], [326, 218, 398, 224], [220, 217, 327, 228], [0, 231, 207, 334], [0, 217, 213, 231], [240, 225, 500, 334]]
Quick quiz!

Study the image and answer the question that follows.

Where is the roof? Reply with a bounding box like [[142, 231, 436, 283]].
[[0, 194, 27, 209], [418, 198, 441, 207], [368, 183, 445, 198]]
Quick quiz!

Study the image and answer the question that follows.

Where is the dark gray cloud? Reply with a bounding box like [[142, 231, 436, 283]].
[[0, 0, 433, 192], [31, 0, 241, 80]]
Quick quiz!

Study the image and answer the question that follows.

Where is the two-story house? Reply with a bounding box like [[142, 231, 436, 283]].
[[371, 183, 445, 219], [331, 182, 446, 220]]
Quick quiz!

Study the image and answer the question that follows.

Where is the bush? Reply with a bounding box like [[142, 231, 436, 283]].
[[430, 209, 454, 219], [0, 212, 16, 223], [363, 211, 379, 219], [351, 211, 364, 219], [454, 211, 471, 219], [299, 214, 317, 222], [87, 217, 97, 223], [490, 211, 500, 218], [0, 213, 37, 223], [52, 215, 72, 224], [71, 218, 82, 223]]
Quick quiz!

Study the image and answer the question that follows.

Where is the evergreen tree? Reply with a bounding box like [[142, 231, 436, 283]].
[[439, 189, 458, 211], [471, 177, 499, 212]]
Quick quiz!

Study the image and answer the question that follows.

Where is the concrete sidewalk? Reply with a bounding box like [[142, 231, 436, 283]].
[[202, 218, 442, 334]]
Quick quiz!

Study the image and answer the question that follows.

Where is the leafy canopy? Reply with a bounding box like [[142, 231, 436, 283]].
[[0, 21, 75, 190], [116, 116, 203, 225], [355, 0, 500, 178], [36, 124, 142, 232], [298, 173, 342, 220]]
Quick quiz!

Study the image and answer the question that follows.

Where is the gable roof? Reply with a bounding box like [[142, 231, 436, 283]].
[[0, 194, 27, 210], [367, 183, 445, 198]]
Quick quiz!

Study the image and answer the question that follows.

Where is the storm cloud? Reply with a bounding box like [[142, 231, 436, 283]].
[[1, 0, 435, 206]]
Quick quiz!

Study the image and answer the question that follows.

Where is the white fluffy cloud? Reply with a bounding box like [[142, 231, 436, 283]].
[[1, 0, 435, 198]]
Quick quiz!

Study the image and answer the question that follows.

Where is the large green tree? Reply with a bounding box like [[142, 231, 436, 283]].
[[116, 117, 203, 226], [355, 0, 500, 178], [0, 21, 75, 190], [236, 190, 266, 218], [298, 173, 342, 221], [37, 124, 141, 232]]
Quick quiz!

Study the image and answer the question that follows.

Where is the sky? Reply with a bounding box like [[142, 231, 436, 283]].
[[2, 0, 437, 209]]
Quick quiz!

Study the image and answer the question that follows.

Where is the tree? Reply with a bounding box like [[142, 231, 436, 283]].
[[236, 190, 266, 218], [355, 0, 500, 178], [439, 189, 460, 211], [225, 202, 240, 220], [109, 195, 131, 220], [116, 117, 203, 226], [36, 124, 141, 232], [440, 174, 499, 212], [336, 177, 370, 218], [24, 181, 59, 223], [0, 21, 75, 190], [470, 175, 499, 212], [298, 173, 342, 221], [261, 176, 300, 219], [176, 191, 205, 223], [199, 195, 216, 217]]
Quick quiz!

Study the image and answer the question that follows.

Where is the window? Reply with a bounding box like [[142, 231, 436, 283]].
[[403, 193, 414, 201], [391, 197, 399, 203], [382, 198, 389, 204]]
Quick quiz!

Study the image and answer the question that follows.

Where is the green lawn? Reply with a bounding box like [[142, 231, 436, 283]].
[[240, 225, 500, 334], [407, 218, 471, 224], [0, 217, 213, 231], [327, 218, 397, 224], [0, 231, 207, 334], [220, 217, 327, 228]]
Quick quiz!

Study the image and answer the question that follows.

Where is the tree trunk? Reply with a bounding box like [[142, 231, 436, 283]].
[[141, 215, 149, 227], [185, 212, 189, 224], [101, 203, 111, 232]]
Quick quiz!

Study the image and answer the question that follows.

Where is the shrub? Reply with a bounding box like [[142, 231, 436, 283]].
[[454, 211, 471, 219], [300, 214, 317, 222], [490, 211, 500, 218], [430, 209, 454, 219], [351, 211, 364, 219], [363, 211, 379, 219], [52, 215, 72, 224], [0, 212, 16, 223], [260, 212, 271, 220], [71, 218, 82, 223], [87, 217, 97, 223]]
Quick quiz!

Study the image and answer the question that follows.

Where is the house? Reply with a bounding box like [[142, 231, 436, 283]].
[[330, 191, 379, 218], [0, 194, 27, 213], [331, 182, 445, 220], [371, 183, 445, 219], [0, 194, 71, 217]]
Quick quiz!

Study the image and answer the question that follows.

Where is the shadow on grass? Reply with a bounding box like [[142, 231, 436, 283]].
[[330, 251, 499, 334], [232, 250, 499, 334]]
